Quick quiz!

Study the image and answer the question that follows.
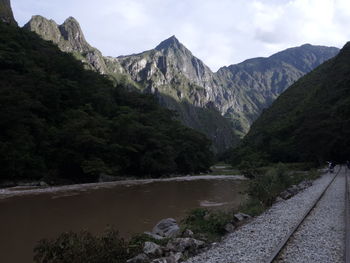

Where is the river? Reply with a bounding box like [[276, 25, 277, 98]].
[[0, 175, 246, 263]]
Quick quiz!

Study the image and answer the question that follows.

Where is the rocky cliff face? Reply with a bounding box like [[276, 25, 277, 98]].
[[115, 36, 216, 107], [24, 16, 237, 152], [24, 14, 339, 150], [24, 16, 114, 75], [215, 44, 339, 135], [114, 38, 338, 136], [0, 0, 17, 26]]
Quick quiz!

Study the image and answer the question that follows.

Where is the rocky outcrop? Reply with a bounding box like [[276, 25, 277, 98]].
[[0, 0, 17, 26], [24, 16, 118, 75]]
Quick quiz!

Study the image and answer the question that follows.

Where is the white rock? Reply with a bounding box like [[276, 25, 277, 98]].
[[152, 218, 180, 238], [143, 241, 163, 257]]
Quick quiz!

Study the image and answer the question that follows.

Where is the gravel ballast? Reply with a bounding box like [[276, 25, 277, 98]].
[[185, 170, 341, 263], [276, 169, 345, 263]]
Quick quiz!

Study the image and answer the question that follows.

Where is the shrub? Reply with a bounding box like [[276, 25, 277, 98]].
[[33, 228, 129, 263], [181, 208, 232, 241], [240, 198, 265, 217]]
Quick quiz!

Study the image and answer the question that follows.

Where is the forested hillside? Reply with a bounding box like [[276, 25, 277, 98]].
[[0, 22, 214, 183], [231, 42, 350, 165]]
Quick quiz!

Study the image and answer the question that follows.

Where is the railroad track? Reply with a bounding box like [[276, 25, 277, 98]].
[[264, 166, 344, 263]]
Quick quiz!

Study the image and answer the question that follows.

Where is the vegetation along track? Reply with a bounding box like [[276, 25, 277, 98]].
[[264, 166, 345, 263]]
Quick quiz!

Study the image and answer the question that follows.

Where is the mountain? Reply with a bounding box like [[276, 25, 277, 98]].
[[215, 44, 339, 135], [233, 42, 350, 164], [25, 16, 238, 153], [24, 15, 339, 149], [0, 0, 17, 25], [0, 12, 215, 183], [105, 37, 338, 137]]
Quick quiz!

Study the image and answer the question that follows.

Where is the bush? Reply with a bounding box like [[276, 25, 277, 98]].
[[33, 228, 129, 263], [181, 208, 232, 241], [240, 198, 265, 217], [246, 163, 290, 206]]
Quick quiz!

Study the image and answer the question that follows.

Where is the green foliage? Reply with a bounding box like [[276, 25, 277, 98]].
[[240, 198, 265, 217], [231, 42, 350, 165], [33, 228, 129, 263], [0, 23, 214, 183], [244, 164, 320, 210], [246, 163, 290, 206], [128, 233, 169, 256], [34, 230, 174, 263], [181, 208, 232, 241]]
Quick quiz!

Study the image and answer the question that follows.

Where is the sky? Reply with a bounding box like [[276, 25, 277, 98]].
[[11, 0, 350, 71]]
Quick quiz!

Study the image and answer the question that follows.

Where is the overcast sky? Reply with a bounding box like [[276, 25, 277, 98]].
[[11, 0, 350, 71]]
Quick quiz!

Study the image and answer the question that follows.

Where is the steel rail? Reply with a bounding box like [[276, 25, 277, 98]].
[[264, 166, 342, 263]]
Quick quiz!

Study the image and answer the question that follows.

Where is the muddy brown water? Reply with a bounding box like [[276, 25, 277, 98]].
[[0, 176, 246, 263]]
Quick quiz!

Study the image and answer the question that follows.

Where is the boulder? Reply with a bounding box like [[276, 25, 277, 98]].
[[143, 242, 163, 257], [152, 218, 180, 238], [224, 223, 236, 233], [167, 238, 205, 255], [287, 185, 299, 195], [152, 253, 182, 263], [127, 253, 150, 263], [144, 231, 164, 240], [297, 180, 312, 190], [182, 229, 194, 238], [233, 213, 251, 222], [280, 190, 292, 200]]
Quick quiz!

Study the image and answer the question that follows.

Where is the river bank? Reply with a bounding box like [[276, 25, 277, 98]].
[[0, 175, 245, 199]]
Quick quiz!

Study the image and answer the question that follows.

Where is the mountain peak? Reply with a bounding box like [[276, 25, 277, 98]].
[[0, 0, 17, 26], [62, 16, 79, 26], [24, 15, 62, 43], [155, 35, 182, 50], [59, 16, 87, 46]]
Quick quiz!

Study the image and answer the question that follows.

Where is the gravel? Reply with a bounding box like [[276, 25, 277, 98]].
[[184, 170, 339, 263], [276, 169, 345, 263]]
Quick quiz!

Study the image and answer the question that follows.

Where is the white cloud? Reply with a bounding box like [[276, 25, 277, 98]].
[[11, 0, 350, 71]]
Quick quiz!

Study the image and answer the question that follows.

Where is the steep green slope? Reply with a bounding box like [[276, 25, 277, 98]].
[[234, 42, 350, 164], [0, 22, 214, 183]]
